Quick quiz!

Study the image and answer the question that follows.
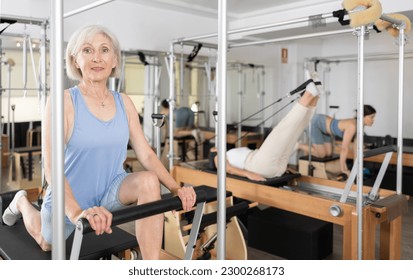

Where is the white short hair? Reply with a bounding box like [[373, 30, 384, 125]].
[[65, 25, 121, 81]]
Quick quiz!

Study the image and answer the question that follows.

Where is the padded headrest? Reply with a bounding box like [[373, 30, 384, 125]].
[[342, 0, 382, 28]]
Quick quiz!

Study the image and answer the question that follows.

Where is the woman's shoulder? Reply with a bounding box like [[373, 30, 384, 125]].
[[63, 88, 74, 102], [118, 91, 130, 100], [118, 92, 134, 107]]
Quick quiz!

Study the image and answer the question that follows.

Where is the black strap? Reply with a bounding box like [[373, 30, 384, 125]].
[[372, 25, 382, 33], [187, 43, 203, 63], [332, 9, 350, 26]]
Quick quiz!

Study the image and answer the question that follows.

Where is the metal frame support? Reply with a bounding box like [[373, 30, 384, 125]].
[[355, 24, 366, 261], [168, 44, 177, 171], [51, 0, 65, 260], [258, 67, 266, 135], [396, 27, 406, 194], [64, 0, 115, 18], [369, 151, 393, 200], [183, 201, 206, 260], [0, 39, 3, 193], [237, 65, 243, 147], [216, 0, 228, 260]]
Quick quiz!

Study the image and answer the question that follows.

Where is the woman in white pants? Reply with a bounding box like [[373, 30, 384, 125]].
[[211, 71, 322, 181]]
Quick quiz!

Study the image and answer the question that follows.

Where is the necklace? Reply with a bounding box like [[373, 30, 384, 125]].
[[96, 90, 110, 108], [80, 85, 110, 108]]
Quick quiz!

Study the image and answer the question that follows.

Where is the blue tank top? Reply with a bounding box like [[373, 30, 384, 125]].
[[330, 118, 344, 138], [43, 86, 129, 212]]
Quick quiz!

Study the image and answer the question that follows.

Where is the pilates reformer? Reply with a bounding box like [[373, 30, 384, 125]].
[[0, 186, 212, 260], [172, 146, 409, 260], [164, 184, 257, 260], [298, 154, 341, 180]]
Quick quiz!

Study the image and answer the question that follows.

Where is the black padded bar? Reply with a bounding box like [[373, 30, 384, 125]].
[[363, 145, 395, 158], [173, 135, 195, 140], [197, 201, 250, 230], [151, 113, 166, 128], [243, 173, 301, 187], [79, 188, 208, 234], [299, 155, 339, 162], [13, 146, 42, 153], [151, 113, 165, 120], [162, 185, 231, 203]]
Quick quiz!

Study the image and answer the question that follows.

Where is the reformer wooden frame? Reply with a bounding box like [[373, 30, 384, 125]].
[[172, 165, 408, 260]]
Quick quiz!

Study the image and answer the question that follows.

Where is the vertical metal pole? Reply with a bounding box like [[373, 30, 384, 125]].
[[143, 56, 154, 146], [153, 57, 161, 147], [214, 59, 219, 146], [7, 64, 12, 155], [237, 65, 242, 147], [259, 68, 265, 136], [0, 39, 3, 192], [396, 28, 405, 195], [204, 60, 212, 127], [51, 0, 65, 260], [217, 0, 227, 260], [117, 53, 125, 92], [308, 118, 314, 176], [179, 47, 185, 107], [11, 105, 15, 155], [40, 22, 48, 188], [168, 44, 176, 171], [7, 64, 13, 181], [22, 32, 28, 98], [356, 25, 366, 260]]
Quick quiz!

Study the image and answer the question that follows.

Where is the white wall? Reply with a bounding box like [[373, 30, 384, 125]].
[[2, 0, 413, 139], [318, 33, 413, 138]]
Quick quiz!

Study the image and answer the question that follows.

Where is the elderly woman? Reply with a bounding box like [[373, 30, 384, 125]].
[[2, 25, 196, 260]]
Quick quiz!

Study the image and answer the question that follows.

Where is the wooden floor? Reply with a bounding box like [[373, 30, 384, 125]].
[[2, 162, 412, 260]]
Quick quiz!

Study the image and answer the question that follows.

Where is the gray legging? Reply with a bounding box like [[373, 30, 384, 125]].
[[244, 103, 315, 178], [175, 107, 194, 129]]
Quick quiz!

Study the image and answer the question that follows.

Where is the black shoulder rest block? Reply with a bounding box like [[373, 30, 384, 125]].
[[299, 155, 339, 162]]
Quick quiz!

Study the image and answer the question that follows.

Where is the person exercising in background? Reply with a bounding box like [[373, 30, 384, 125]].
[[160, 99, 203, 143], [210, 70, 323, 181], [298, 105, 377, 177]]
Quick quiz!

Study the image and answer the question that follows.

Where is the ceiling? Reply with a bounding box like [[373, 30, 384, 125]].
[[2, 0, 413, 50], [120, 0, 413, 45], [122, 0, 333, 20]]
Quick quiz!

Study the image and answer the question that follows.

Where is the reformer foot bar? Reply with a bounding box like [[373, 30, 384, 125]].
[[0, 187, 209, 260], [70, 188, 208, 260]]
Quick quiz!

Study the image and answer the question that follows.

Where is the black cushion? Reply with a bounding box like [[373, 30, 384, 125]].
[[299, 155, 339, 162]]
